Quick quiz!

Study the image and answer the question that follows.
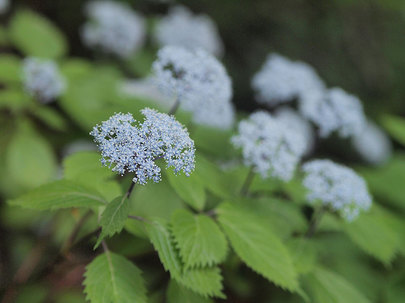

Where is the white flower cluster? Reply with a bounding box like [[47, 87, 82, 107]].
[[300, 87, 366, 138], [82, 1, 145, 58], [232, 111, 306, 181], [302, 159, 372, 221], [22, 57, 65, 103], [90, 108, 195, 185], [154, 6, 223, 57], [152, 46, 234, 129], [0, 0, 9, 14], [352, 120, 392, 165], [274, 107, 315, 155], [252, 54, 325, 106]]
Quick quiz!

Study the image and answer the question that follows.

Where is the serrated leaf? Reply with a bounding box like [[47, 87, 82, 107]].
[[166, 169, 206, 211], [305, 267, 370, 303], [145, 218, 224, 298], [96, 196, 131, 248], [167, 280, 213, 303], [343, 205, 400, 264], [171, 209, 227, 268], [217, 202, 299, 292], [179, 267, 224, 298], [9, 180, 107, 210], [9, 10, 67, 59], [83, 251, 147, 303]]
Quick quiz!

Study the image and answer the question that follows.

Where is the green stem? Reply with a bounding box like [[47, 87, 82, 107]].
[[305, 206, 326, 238], [240, 166, 255, 196]]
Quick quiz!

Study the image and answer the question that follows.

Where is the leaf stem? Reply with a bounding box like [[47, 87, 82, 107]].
[[305, 205, 327, 238], [240, 166, 255, 196], [61, 210, 93, 256], [169, 97, 180, 115]]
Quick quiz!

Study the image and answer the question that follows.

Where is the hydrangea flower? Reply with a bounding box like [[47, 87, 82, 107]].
[[299, 87, 366, 138], [90, 108, 195, 185], [0, 0, 9, 14], [275, 107, 315, 155], [252, 54, 325, 106], [232, 111, 306, 181], [154, 6, 223, 57], [22, 57, 65, 103], [352, 120, 392, 165], [302, 159, 372, 221], [82, 1, 145, 58], [152, 46, 234, 129]]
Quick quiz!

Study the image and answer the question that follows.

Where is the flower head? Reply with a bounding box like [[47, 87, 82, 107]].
[[299, 87, 366, 138], [232, 111, 306, 181], [90, 108, 195, 185], [252, 54, 324, 106], [302, 159, 372, 221], [82, 1, 145, 58], [154, 6, 223, 56], [352, 120, 392, 165], [0, 0, 9, 14], [274, 107, 315, 155], [152, 46, 233, 129], [22, 57, 65, 103]]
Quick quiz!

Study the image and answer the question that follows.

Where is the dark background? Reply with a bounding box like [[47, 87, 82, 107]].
[[10, 0, 405, 117]]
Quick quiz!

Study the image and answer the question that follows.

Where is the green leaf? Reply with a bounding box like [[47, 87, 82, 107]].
[[381, 114, 405, 146], [0, 55, 21, 84], [31, 107, 68, 131], [145, 218, 224, 298], [167, 280, 213, 303], [9, 10, 67, 59], [359, 154, 405, 210], [179, 267, 224, 298], [96, 196, 131, 248], [0, 89, 32, 111], [9, 180, 107, 210], [6, 121, 57, 189], [145, 218, 183, 278], [343, 205, 400, 264], [305, 267, 371, 303], [171, 209, 227, 268], [287, 238, 317, 274], [166, 169, 206, 211], [83, 251, 147, 303], [63, 151, 121, 201], [217, 202, 299, 292]]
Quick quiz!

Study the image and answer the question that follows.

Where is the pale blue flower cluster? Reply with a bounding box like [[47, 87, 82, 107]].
[[252, 54, 325, 106], [22, 57, 65, 103], [352, 120, 392, 165], [152, 46, 235, 129], [302, 159, 372, 221], [232, 111, 306, 181], [154, 6, 224, 57], [300, 87, 366, 138], [0, 0, 9, 14], [82, 1, 145, 58], [90, 108, 195, 185]]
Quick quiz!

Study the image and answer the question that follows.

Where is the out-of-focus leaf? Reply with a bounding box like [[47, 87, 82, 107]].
[[167, 280, 213, 303], [9, 10, 67, 59], [0, 54, 21, 84], [9, 180, 107, 210], [31, 107, 68, 131], [381, 114, 405, 146]]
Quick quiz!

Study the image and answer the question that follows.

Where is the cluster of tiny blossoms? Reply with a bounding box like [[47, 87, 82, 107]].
[[302, 159, 372, 221], [300, 87, 366, 138], [82, 1, 145, 58], [22, 57, 65, 103], [90, 108, 195, 185], [274, 107, 315, 156], [0, 0, 9, 14], [232, 111, 306, 181], [154, 6, 223, 57], [352, 120, 392, 165], [152, 46, 234, 129], [252, 54, 325, 106]]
